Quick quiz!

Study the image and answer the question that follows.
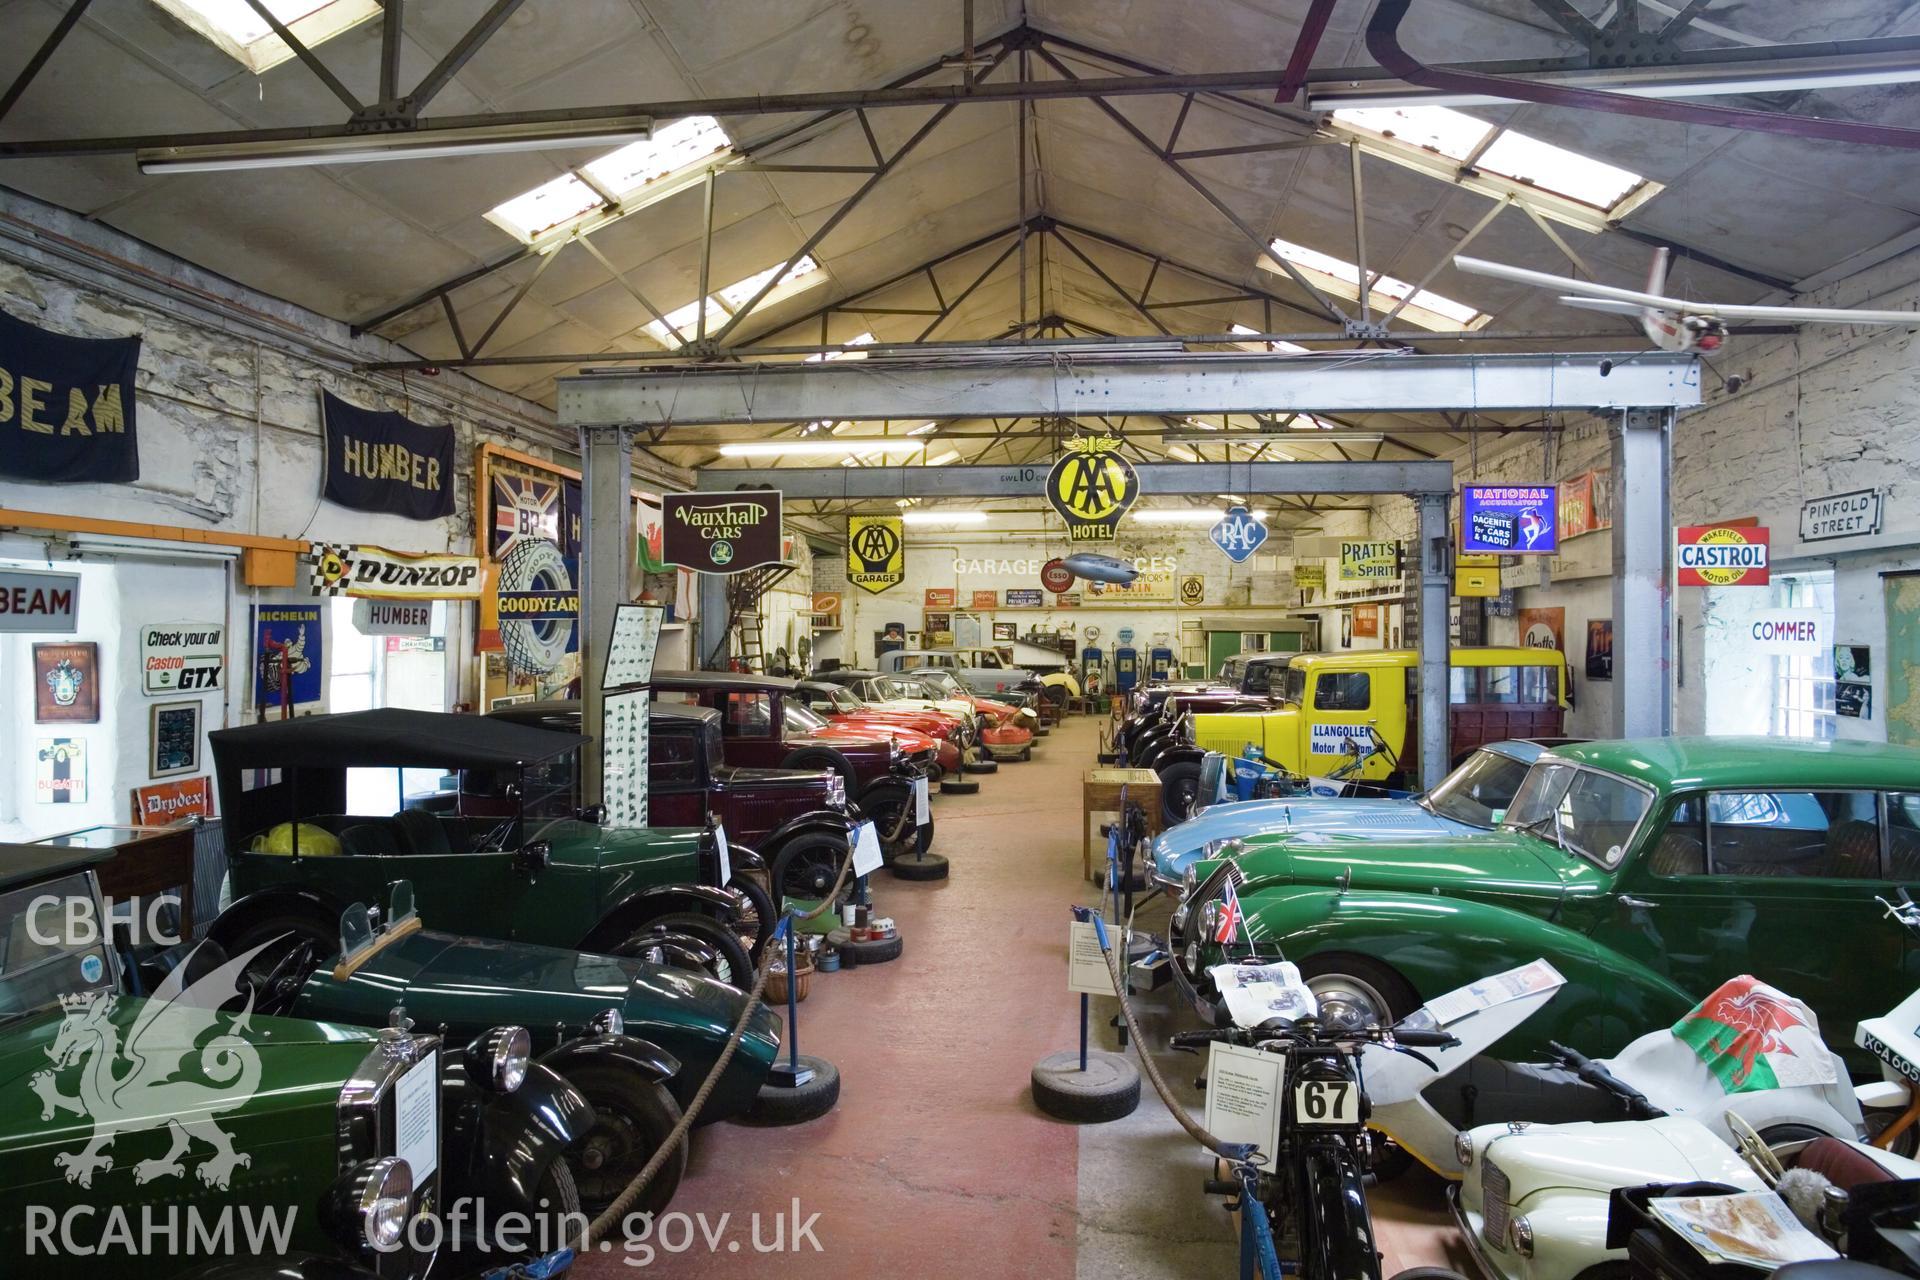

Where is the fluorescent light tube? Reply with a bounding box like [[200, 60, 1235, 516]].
[[718, 439, 927, 458], [902, 511, 989, 525], [137, 116, 655, 173]]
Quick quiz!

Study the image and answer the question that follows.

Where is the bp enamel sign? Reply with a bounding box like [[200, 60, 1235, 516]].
[[1046, 437, 1138, 542], [1210, 506, 1268, 563]]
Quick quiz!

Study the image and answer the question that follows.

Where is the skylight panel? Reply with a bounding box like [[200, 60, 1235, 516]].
[[1332, 106, 1489, 160], [1230, 324, 1308, 353], [1265, 238, 1489, 332], [804, 333, 875, 362], [485, 115, 735, 245], [642, 256, 827, 349], [1475, 130, 1645, 208], [1327, 103, 1656, 222], [150, 0, 380, 74]]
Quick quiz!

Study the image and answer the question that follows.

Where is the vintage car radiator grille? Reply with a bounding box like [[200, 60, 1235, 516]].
[[1481, 1160, 1511, 1252]]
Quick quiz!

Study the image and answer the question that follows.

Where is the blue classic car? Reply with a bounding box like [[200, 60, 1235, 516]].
[[1149, 740, 1552, 885]]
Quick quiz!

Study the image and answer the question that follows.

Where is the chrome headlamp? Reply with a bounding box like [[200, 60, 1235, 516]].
[[1510, 1216, 1535, 1257], [1454, 1132, 1474, 1167], [466, 1025, 531, 1093], [825, 773, 848, 808], [588, 1007, 625, 1037], [329, 1155, 412, 1255], [1182, 864, 1199, 898]]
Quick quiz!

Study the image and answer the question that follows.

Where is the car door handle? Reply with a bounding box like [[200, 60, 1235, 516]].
[[1619, 894, 1658, 909]]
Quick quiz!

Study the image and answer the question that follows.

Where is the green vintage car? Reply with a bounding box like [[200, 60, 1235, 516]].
[[230, 880, 780, 1212], [209, 708, 761, 988], [1171, 738, 1920, 1066], [0, 844, 581, 1277]]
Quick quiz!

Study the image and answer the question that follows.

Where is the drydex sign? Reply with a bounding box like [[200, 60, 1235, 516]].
[[662, 491, 784, 573]]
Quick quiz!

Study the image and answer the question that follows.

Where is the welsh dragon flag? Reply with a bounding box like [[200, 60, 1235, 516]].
[[1671, 976, 1838, 1093]]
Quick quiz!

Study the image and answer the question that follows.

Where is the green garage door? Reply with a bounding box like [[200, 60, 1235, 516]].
[[1887, 575, 1920, 745]]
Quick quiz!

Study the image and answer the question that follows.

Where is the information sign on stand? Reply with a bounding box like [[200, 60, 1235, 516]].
[[600, 604, 666, 830], [1068, 919, 1118, 996], [1204, 1042, 1285, 1158]]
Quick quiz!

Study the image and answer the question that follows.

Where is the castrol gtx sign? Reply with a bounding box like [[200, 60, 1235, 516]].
[[1677, 525, 1770, 587]]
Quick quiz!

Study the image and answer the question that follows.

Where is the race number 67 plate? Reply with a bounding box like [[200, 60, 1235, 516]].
[[913, 775, 931, 826], [851, 820, 885, 877], [1294, 1078, 1359, 1126]]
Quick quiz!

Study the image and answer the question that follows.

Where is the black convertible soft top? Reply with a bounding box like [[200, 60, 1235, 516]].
[[209, 707, 586, 770]]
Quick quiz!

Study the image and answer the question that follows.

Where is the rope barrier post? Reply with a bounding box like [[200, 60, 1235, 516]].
[[765, 915, 815, 1090], [1032, 902, 1139, 1121]]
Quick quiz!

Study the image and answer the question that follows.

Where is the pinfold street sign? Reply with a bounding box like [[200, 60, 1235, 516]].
[[1800, 488, 1884, 543]]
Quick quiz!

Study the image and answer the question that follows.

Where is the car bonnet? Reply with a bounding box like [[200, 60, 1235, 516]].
[[1231, 828, 1573, 898], [1473, 1116, 1764, 1200]]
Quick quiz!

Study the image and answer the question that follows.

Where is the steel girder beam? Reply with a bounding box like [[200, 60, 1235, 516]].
[[692, 460, 1452, 498], [558, 352, 1700, 427], [0, 0, 93, 127]]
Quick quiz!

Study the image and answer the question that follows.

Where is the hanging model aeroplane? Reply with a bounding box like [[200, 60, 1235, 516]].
[[1062, 552, 1140, 584], [1454, 249, 1917, 353]]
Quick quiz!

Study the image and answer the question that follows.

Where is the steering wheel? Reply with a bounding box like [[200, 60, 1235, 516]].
[[1725, 1110, 1786, 1186], [474, 814, 518, 853], [251, 938, 319, 1018]]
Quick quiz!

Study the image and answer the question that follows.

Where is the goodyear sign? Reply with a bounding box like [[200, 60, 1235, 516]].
[[1338, 541, 1401, 582], [1046, 436, 1138, 542], [847, 515, 905, 594], [1677, 525, 1770, 587]]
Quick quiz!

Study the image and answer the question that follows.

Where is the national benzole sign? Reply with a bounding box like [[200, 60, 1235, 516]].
[[1209, 506, 1268, 563]]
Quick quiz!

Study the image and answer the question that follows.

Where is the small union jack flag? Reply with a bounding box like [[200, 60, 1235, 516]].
[[1214, 879, 1244, 946]]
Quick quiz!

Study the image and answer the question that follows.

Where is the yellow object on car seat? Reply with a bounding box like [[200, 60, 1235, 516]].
[[251, 822, 341, 856]]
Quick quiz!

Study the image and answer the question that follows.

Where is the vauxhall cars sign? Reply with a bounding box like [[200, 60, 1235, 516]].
[[1046, 436, 1138, 542], [1209, 506, 1268, 563], [1677, 525, 1770, 587], [662, 490, 784, 573]]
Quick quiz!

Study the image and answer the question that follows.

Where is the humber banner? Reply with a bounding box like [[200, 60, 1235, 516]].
[[847, 515, 905, 594], [0, 308, 140, 483], [662, 490, 784, 573], [320, 391, 456, 520]]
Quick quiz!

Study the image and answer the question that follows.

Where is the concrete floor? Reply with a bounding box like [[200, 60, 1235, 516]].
[[575, 713, 1471, 1277]]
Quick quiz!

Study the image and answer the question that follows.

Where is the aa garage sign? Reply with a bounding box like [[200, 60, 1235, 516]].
[[1677, 525, 1770, 587]]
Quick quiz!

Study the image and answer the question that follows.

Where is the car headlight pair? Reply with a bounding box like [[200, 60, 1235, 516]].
[[464, 1025, 531, 1093], [825, 773, 848, 808], [331, 1155, 412, 1254]]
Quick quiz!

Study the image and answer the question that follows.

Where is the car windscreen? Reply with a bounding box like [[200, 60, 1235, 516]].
[[783, 699, 829, 732], [1244, 662, 1273, 694], [0, 873, 115, 1023], [825, 686, 865, 712], [919, 671, 966, 696], [1425, 749, 1533, 829], [874, 677, 922, 700], [1280, 666, 1308, 706], [1502, 761, 1652, 867]]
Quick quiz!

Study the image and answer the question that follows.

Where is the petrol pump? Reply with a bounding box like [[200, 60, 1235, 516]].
[[1148, 645, 1174, 681]]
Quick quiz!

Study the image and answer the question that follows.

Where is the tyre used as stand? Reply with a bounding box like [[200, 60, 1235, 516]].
[[890, 851, 949, 881], [1031, 1050, 1140, 1122], [747, 1055, 841, 1125], [827, 926, 903, 966]]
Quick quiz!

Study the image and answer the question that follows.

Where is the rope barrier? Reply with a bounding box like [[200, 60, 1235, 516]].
[[584, 846, 859, 1248]]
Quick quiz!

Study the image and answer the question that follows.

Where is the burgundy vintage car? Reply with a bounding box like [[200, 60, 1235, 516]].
[[486, 701, 861, 904], [650, 671, 934, 862]]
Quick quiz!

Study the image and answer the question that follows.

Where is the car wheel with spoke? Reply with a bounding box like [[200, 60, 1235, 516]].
[[728, 875, 775, 965], [1296, 955, 1418, 1033], [564, 1062, 685, 1215], [611, 912, 755, 990], [769, 834, 849, 908], [861, 789, 919, 862], [1158, 761, 1203, 826]]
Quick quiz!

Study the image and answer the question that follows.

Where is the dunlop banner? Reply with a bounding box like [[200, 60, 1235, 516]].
[[1046, 436, 1138, 542], [309, 544, 483, 600], [0, 308, 139, 484], [320, 391, 455, 520], [847, 515, 904, 593], [662, 490, 783, 573]]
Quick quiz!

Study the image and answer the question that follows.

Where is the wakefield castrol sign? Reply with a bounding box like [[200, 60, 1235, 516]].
[[1677, 525, 1770, 587]]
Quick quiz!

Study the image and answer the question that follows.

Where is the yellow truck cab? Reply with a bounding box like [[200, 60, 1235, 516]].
[[1184, 646, 1569, 785]]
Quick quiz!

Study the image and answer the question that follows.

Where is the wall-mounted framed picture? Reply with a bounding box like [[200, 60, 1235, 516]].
[[150, 700, 202, 778], [34, 642, 100, 723]]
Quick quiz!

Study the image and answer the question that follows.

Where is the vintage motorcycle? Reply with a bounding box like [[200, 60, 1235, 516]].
[[1170, 993, 1465, 1280]]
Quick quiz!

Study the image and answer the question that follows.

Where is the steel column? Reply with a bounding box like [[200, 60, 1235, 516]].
[[692, 460, 1451, 497], [557, 353, 1701, 426], [1417, 492, 1450, 788], [578, 425, 634, 808], [697, 572, 730, 671], [1611, 407, 1673, 738]]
